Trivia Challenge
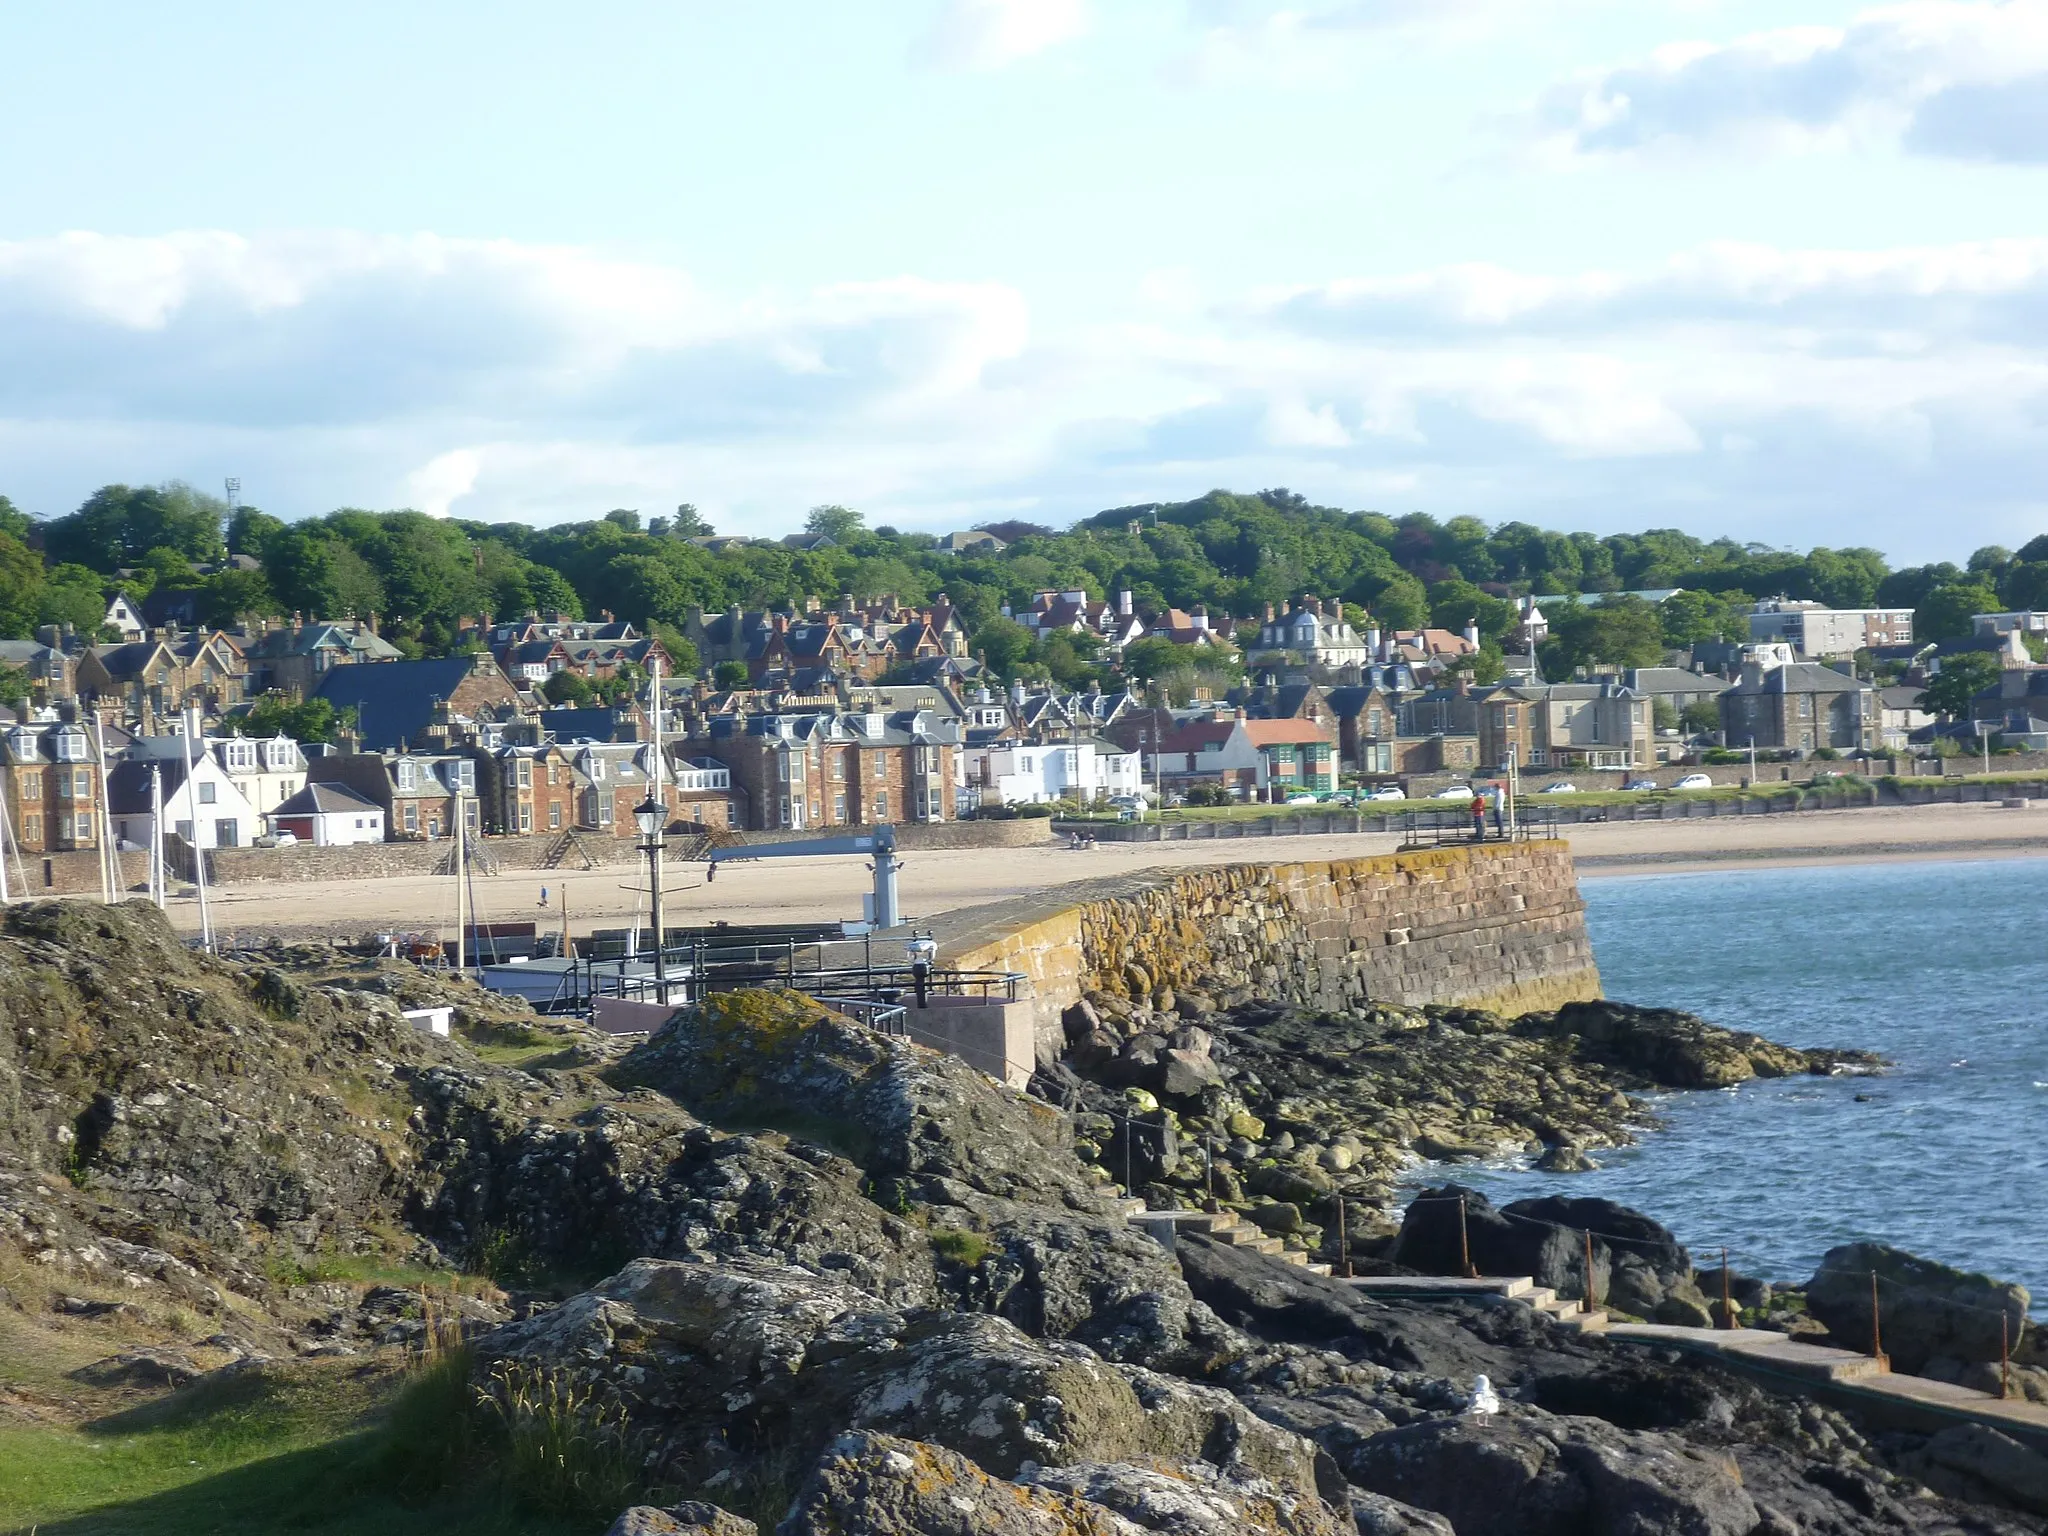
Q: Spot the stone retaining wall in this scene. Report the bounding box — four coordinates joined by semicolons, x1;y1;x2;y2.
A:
933;840;1601;1066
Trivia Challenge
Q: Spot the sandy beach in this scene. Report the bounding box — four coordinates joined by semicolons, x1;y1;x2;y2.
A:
152;799;2048;945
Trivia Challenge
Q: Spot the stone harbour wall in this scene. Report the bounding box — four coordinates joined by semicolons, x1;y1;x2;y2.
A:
932;839;1602;1066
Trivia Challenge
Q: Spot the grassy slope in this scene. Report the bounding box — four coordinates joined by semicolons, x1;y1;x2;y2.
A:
0;1359;587;1536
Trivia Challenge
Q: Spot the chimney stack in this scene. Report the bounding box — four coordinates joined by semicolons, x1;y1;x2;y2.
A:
1464;621;1481;649
1118;590;1133;618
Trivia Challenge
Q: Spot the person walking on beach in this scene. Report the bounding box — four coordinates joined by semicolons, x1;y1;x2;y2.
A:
1470;792;1487;842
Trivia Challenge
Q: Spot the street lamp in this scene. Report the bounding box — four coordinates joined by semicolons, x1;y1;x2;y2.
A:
634;794;667;1003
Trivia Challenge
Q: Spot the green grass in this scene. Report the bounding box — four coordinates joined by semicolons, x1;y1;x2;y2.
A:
929;1227;995;1267
0;1359;593;1536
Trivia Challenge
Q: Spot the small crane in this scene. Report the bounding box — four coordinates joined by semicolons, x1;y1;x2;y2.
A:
705;823;904;929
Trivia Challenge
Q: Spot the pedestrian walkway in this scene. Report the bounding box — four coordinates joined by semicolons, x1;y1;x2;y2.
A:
1342;1269;2048;1447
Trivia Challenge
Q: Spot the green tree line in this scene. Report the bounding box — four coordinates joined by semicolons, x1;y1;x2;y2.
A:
2;484;2043;689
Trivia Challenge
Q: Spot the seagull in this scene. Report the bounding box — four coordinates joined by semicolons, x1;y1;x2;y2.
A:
1465;1374;1501;1416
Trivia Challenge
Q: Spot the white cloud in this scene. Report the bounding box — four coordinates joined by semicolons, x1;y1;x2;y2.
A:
0;229;2044;559
915;0;1089;72
1526;0;2048;162
406;448;483;518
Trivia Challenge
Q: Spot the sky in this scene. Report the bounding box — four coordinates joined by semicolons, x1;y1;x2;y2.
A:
1;0;2045;560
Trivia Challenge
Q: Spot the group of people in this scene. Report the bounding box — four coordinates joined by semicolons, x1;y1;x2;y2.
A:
1469;784;1509;841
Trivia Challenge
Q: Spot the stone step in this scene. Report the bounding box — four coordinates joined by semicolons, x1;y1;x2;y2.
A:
1304;1263;1333;1277
1247;1236;1285;1257
1553;1309;1610;1333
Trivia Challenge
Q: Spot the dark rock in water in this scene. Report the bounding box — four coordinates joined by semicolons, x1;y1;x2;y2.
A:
1804;1242;2030;1375
1388;1186;1688;1299
1343;1413;1758;1536
1523;999;1877;1088
605;1504;756;1536
1536;1144;1599;1173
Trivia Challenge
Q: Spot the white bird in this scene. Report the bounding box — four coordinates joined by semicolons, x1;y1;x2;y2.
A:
1465;1374;1501;1416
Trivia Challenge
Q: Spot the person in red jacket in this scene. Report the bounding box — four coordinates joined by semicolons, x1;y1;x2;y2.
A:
1469;793;1487;842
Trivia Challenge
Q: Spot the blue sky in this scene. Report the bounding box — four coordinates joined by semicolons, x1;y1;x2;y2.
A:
1;0;2044;558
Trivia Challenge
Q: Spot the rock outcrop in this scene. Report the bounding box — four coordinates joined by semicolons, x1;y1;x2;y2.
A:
1805;1242;2031;1375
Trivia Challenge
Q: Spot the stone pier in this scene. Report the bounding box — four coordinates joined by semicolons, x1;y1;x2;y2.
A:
931;839;1601;1066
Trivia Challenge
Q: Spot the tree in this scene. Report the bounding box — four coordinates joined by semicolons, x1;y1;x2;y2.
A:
1916;583;2001;644
227;507;285;558
1652;699;1679;732
1542;594;1665;674
603;509;642;532
669;503;713;537
38;565;108;634
542;670;595;705
804;504;865;543
973;617;1036;679
1918;652;2000;719
0;495;31;543
241;694;351;743
1679;700;1721;735
713;660;751;690
0;531;42;638
197;568;278;626
1658;589;1748;647
0;660;28;702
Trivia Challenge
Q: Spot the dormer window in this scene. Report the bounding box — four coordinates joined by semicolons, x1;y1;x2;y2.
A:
52;731;87;762
396;760;418;792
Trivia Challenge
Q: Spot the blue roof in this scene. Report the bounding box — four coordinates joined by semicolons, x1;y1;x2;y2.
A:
313;658;480;751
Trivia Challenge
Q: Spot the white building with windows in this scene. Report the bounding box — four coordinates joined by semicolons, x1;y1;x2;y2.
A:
106;750;261;851
962;738;1144;807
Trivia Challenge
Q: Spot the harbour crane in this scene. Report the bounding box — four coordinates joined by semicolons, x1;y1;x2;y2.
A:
705;823;904;930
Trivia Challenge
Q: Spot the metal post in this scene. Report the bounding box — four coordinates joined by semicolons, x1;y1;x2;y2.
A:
1583;1229;1597;1313
1458;1196;1477;1279
453;791;466;974
1720;1246;1734;1330
1337;1194;1349;1278
1870;1271;1887;1367
1123;1114;1134;1196
2003;1313;2012;1400
646;829;666;1004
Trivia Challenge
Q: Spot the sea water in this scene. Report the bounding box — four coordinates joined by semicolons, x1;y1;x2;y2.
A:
1416;856;2048;1301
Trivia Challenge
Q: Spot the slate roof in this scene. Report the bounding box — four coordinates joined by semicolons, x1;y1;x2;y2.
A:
271;781;382;817
313;657;501;750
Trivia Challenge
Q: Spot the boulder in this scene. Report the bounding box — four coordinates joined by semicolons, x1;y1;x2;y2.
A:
781;1432;1143;1536
1023;1459;1350;1536
1160;1049;1224;1100
1388;1187;1688;1300
1918;1424;2048;1515
1525;1000;1866;1088
1804;1243;2029;1375
1343;1413;1758;1536
605;1504;757;1536
1345;1491;1455;1536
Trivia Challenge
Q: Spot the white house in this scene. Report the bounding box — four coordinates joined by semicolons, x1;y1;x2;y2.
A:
267;781;386;846
106;750;261;850
129;730;309;820
103;594;148;642
962;739;1144;806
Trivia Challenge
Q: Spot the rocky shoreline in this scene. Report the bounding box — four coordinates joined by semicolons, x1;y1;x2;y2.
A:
3;901;2046;1534
1034;988;1881;1260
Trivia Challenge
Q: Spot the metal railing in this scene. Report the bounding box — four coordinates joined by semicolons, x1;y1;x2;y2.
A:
1395;806;1559;850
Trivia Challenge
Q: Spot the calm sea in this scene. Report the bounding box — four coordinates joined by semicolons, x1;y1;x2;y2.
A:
1417;856;2048;1302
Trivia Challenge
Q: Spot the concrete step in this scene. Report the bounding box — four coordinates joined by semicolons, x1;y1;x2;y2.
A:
1553;1309;1610;1333
1304;1262;1333;1277
1247;1236;1285;1257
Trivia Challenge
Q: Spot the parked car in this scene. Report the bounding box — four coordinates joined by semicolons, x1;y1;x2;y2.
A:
1671;772;1714;790
1432;784;1476;799
1365;786;1408;801
253;831;299;848
1537;782;1578;794
1284;793;1318;805
1622;778;1660;791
